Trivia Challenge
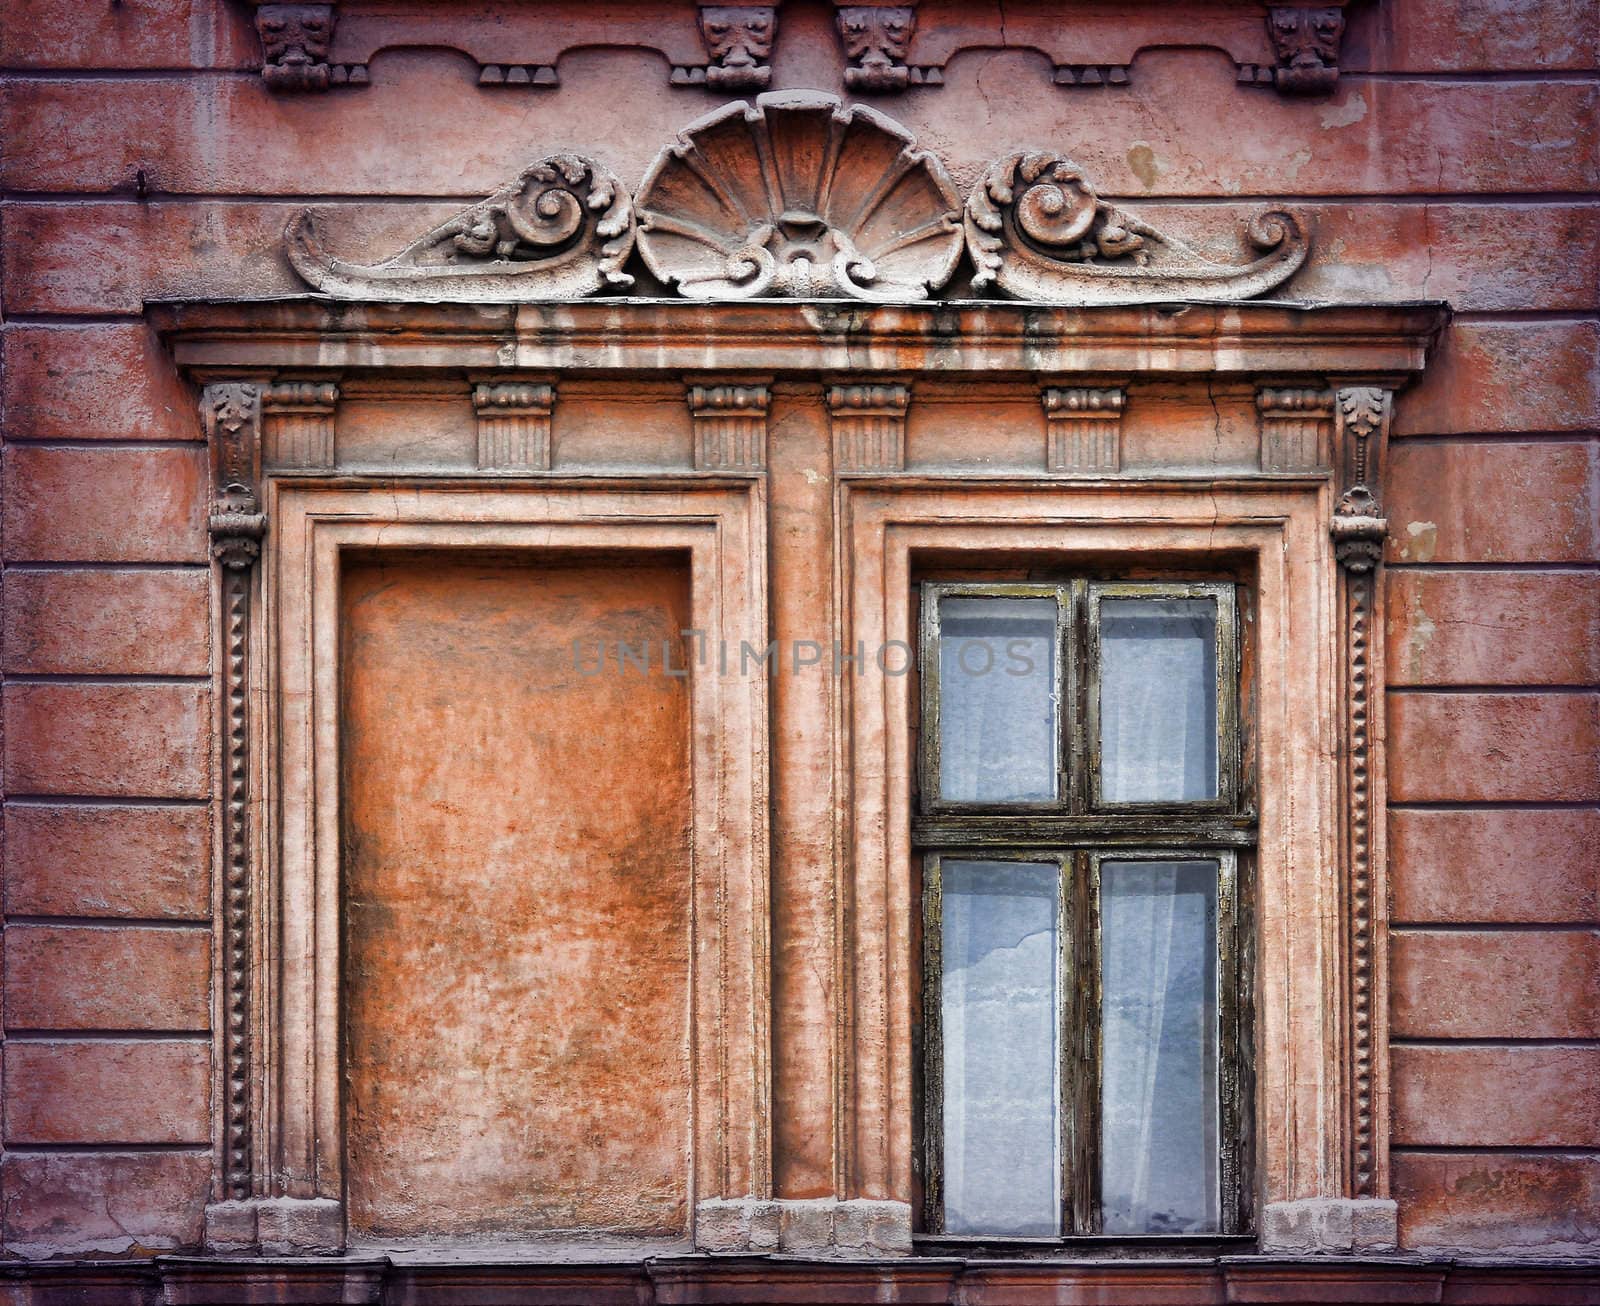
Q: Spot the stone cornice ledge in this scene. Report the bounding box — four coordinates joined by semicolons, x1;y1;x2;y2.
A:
150;298;1449;379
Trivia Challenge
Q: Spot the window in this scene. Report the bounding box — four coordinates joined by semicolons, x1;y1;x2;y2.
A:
916;578;1252;1239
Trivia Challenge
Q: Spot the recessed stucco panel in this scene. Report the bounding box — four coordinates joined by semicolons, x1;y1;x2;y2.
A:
340;554;694;1238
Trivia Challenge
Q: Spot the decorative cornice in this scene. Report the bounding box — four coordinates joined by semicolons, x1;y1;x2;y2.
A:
241;3;1352;98
286;155;634;300
966;152;1309;304
1041;385;1125;473
828;382;911;472
635;93;962;302
472;380;556;471
154;301;1450;379
687;379;772;470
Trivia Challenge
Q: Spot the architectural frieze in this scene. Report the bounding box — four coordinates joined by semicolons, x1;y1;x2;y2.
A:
284;93;1313;306
246;0;1351;95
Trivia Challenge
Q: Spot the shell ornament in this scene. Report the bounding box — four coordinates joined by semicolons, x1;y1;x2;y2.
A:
634;91;964;301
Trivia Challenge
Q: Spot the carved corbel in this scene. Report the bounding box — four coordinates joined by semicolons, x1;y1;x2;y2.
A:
835;5;916;93
262;380;338;470
200;384;267;1204
473;380;556;471
828;381;910;472
255;4;337;93
1265;6;1345;95
676;5;777;91
1257;385;1333;472
688;379;772;470
966;153;1308;304
1042;385;1124;472
1330;383;1394;1206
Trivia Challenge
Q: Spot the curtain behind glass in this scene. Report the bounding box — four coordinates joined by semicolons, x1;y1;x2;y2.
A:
1099;598;1217;802
941;859;1060;1235
1099;859;1219;1233
938;595;1057;803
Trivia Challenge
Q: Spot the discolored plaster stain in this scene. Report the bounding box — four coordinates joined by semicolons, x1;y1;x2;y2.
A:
1403;520;1438;562
1126;142;1159;190
1402;601;1436;681
1320;90;1368;129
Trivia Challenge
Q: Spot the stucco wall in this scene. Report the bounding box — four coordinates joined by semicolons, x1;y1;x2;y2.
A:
0;0;1596;1259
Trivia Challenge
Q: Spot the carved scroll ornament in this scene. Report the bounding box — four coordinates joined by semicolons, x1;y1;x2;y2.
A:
635;92;962;301
966;152;1309;304
286;155;635;300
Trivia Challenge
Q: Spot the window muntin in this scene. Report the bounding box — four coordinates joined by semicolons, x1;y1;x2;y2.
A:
917;579;1250;1240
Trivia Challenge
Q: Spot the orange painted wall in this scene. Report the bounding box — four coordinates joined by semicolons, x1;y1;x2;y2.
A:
1;0;1596;1258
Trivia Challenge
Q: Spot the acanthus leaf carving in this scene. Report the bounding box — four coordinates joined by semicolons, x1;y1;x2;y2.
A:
286;154;635;300
635;92;962;302
1268;5;1346;95
967;151;1309;303
835;6;916;93
256;4;337;93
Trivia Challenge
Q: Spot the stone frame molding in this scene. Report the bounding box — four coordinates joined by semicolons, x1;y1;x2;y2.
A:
163;297;1441;1255
198;473;771;1251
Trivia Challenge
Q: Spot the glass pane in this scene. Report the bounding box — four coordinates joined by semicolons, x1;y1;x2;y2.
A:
937;595;1058;803
1099;859;1219;1234
941;860;1060;1236
1099;597;1218;802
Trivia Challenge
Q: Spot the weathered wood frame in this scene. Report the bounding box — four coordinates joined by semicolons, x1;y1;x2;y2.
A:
258;479;771;1241
914;578;1250;1239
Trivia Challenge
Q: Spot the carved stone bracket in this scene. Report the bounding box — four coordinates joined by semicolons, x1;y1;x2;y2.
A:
835;6;917;93
286;155;635;300
200;384;267;1205
966;152;1309;304
673;6;777;91
1257;385;1332;472
473;380;556;471
688;379;772;470
829;382;910;472
1041;385;1125;472
262;380;339;470
636;92;962;302
1331;383;1394;1205
256;4;337;92
1253;5;1346;95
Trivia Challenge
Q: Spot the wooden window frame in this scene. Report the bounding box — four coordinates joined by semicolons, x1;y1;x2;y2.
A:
914;577;1253;1241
